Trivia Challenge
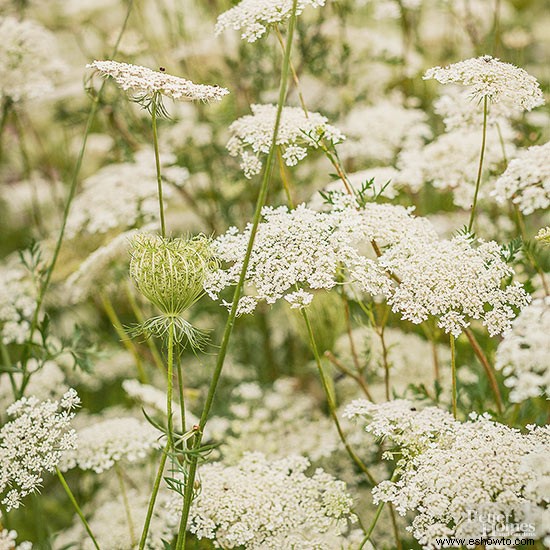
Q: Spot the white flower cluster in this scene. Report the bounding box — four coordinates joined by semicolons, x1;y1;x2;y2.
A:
0;262;37;345
397;126;514;208
60;416;160;474
492;141;550;215
87;60;229;103
380;234;530;336
424;55;544;111
207;196;528;335
227;104;345;178
369;412;548;548
215;0;326;42
0;390;79;511
166;452;355;549
205;200;409;314
495;298;550;402
339;100;431;164
344;399;456;457
65;150;182;237
0;528;31;550
0;16;65;102
216;378;340;463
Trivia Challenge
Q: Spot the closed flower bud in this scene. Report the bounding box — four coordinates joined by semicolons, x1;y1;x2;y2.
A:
129;233;217;346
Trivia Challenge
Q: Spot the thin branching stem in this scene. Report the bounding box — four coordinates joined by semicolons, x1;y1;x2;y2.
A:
450;333;457;418
138;442;170;550
151;93;166;238
56;468;100;550
468;95;488;232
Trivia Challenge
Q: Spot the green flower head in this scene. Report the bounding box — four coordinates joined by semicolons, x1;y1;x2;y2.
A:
129;233;217;317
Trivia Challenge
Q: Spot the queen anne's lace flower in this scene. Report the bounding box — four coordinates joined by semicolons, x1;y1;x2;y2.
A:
492;141;550;215
347;401;549;548
344;399;456;457
87;60;229;102
205;201;418;314
0;390;79;510
380;235;530;336
424;55;544;111
166;452;355;549
495;298;550;402
60;417;160;474
0;16;66;102
227;104;344;178
215;0;326;42
208;196;527;335
129;233;217;344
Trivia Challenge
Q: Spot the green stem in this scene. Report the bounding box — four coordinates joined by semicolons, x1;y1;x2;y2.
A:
360;501;385;549
16;0;134;397
301;309;376;484
450;333;457;419
173;3;299;548
138;442;170;550
56;468;100;550
115;464;136;546
166;320;175;450
176;356;186;435
464;328;503;414
468;95;488;233
151;94;166;238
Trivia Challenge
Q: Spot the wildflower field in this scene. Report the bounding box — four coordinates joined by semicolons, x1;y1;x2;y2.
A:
1;0;549;548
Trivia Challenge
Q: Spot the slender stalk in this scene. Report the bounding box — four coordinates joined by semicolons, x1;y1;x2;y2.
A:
151;94;166;238
138;442;170;550
56;467;100;550
468;95;488;233
176;356;186;436
274;25;308;115
360;501;385;549
388;503;403;550
100;292;147;383
174;5;299;547
115;464;136;546
166;321;175;450
450;333;457;419
302;310;376;485
380;325;391;401
17;0;134;396
464;328;503;414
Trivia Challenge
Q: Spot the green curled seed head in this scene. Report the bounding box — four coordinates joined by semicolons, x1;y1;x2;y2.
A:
129;233;218;316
